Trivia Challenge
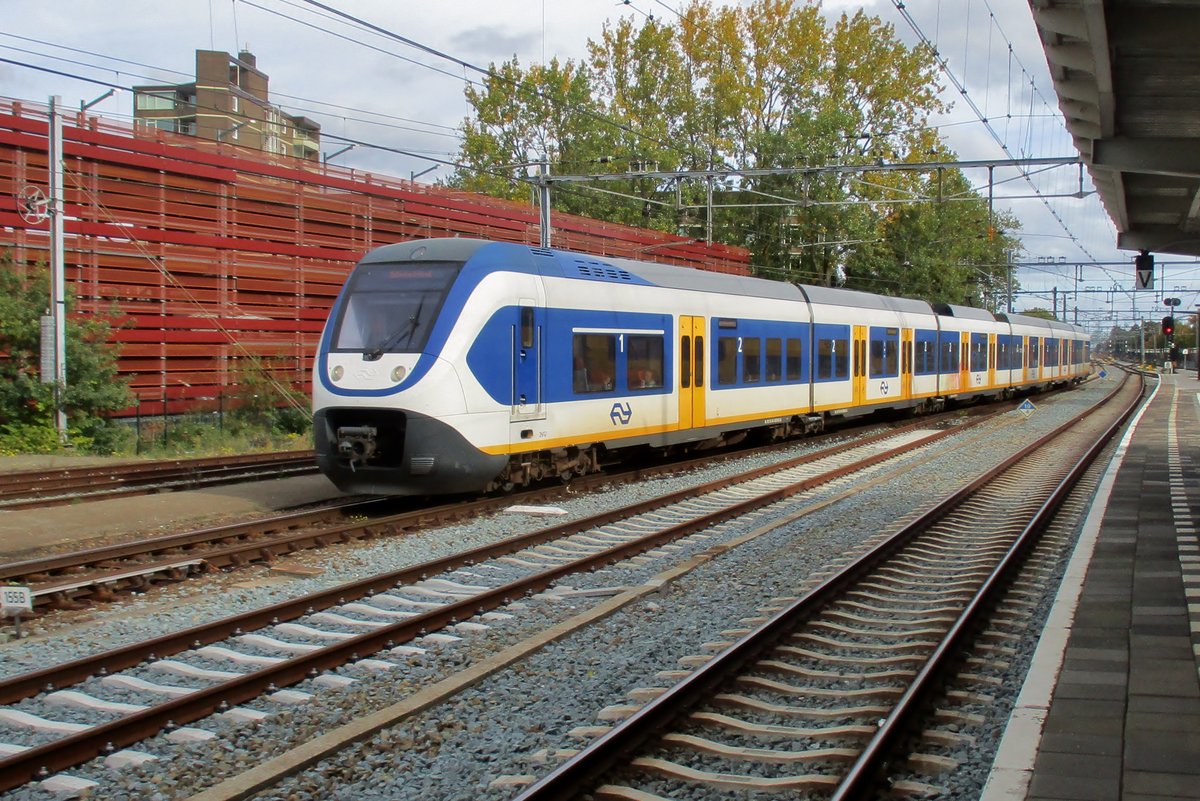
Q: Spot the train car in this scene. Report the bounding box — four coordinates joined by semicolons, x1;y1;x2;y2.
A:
313;238;1089;496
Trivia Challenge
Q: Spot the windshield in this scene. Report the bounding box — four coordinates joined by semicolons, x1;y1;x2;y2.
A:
332;260;462;355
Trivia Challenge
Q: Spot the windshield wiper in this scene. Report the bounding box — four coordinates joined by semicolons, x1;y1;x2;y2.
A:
364;296;426;361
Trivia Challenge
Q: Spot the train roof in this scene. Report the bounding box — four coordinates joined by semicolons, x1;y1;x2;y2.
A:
600;253;806;302
933;303;997;322
797;284;933;315
359;240;1087;337
366;238;941;312
359;237;491;265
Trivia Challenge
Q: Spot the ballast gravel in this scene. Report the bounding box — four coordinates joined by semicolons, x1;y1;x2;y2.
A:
0;379;1115;801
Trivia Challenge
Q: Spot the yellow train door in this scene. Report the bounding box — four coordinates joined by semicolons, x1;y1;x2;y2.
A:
852;325;868;405
679;316;706;430
960;331;971;388
988;334;997;388
901;328;914;399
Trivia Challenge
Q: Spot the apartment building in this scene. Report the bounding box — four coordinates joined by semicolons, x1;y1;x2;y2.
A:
133;49;320;160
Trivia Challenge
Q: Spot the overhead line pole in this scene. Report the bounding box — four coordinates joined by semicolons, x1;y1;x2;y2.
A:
48;96;67;442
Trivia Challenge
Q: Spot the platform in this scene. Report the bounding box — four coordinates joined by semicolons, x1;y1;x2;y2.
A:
984;368;1200;800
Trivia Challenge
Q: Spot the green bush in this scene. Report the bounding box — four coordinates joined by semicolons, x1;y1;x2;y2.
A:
0;256;135;454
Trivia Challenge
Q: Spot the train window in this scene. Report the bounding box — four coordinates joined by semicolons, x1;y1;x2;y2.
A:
971;335;988;371
1013;338;1024;368
742;338;761;383
816;338;848;380
765;338;782;382
695;336;705;387
334;260;462;354
627;335;665;390
1029;337;1040;368
681;335;691;389
997;338;1009;370
786;339;803;381
869;338;898;376
573;334;616;393
940;336;959;373
520;307;535;349
717;337;738;385
913;332;937;375
818;340;833;379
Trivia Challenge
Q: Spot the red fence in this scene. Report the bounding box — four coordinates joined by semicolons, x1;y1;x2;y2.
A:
0;98;749;415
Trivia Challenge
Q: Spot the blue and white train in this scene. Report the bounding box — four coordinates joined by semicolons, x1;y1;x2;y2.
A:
312;238;1090;495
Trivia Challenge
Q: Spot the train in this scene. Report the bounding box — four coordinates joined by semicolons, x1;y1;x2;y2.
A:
312;238;1090;495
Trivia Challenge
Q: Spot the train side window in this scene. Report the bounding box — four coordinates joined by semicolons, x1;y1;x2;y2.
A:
817;339;834;380
572;334;616;393
765;338;782;382
971;335;988;371
870;339;898;376
681;335;691;388
817;338;848;380
786;338;803;381
869;328;898;377
627;335;664;389
717;337;738;385
1029;337;1040;368
940;337;959;372
520;307;535;349
695;336;705;387
915;337;937;375
742;337;761;383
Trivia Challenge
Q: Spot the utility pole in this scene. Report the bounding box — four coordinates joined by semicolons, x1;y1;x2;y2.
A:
705;174;713;245
537;155;551;248
48;96;67;442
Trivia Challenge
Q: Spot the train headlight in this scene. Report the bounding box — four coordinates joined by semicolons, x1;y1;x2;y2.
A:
391;365;407;383
330;365;344;382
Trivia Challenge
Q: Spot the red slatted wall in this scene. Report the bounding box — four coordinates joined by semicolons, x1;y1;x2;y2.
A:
0;98;750;416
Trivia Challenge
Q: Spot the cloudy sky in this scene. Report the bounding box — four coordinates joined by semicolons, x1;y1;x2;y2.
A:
3;0;1194;328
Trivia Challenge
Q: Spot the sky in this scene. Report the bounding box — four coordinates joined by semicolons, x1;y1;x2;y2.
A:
2;0;1196;333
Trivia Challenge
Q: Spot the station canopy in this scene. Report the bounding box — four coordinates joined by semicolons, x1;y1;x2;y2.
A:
1030;0;1200;257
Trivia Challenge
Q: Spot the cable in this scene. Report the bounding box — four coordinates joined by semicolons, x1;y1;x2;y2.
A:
889;1;1102;264
0;42;463;144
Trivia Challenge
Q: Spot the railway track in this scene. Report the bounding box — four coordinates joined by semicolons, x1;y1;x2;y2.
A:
0;451;319;510
0;414;996;793
510;371;1141;800
0;410;994;609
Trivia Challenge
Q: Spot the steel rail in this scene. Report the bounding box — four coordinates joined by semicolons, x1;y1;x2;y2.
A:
511;370;1137;801
0;394;1045;598
0;498;387;584
830;371;1144;799
1;414;971;603
0;451;318;509
0;424;966;791
0;421;939;705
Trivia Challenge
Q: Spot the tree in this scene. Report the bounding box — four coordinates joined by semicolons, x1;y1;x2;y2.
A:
0;255;134;453
452;0;1013;302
